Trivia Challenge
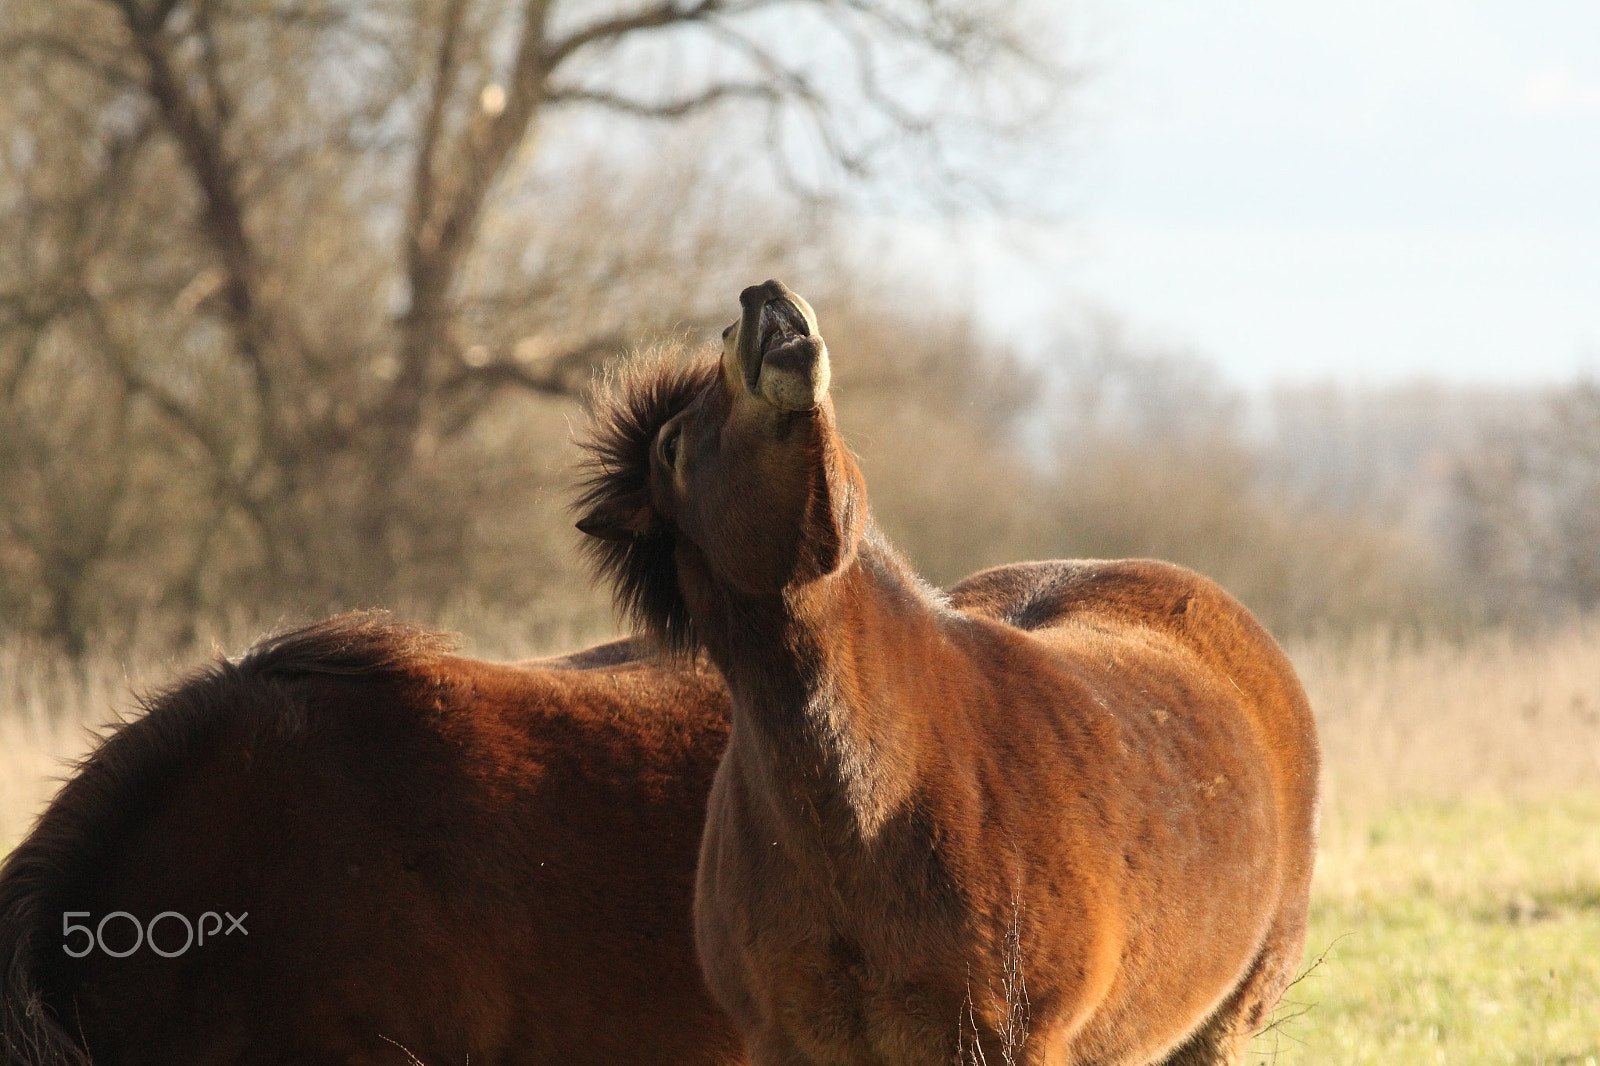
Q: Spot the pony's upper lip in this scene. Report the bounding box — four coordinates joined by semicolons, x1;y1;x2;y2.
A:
757;298;808;355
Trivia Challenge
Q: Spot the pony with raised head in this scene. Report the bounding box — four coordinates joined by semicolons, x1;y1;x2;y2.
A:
1;614;742;1065
575;281;1321;1065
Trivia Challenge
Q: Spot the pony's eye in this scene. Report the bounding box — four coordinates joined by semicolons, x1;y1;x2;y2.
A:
659;425;680;467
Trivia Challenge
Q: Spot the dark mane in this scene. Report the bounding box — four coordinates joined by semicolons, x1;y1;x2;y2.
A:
237;611;457;677
574;348;719;651
0;613;452;1064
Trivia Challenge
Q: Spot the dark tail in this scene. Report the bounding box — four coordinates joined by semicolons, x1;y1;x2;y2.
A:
0;612;455;1064
1;844;92;1065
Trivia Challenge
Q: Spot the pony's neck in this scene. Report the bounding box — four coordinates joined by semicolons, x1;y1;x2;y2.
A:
708;526;942;842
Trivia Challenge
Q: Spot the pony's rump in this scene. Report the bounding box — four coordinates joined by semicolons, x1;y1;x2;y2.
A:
234;611;458;677
1;613;740;1065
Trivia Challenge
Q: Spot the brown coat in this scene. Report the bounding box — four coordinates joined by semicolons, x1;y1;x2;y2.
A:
576;281;1320;1066
0;614;742;1066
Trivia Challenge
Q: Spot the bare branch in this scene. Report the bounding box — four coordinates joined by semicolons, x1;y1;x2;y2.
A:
382;0;555;488
105;0;277;422
85;302;229;471
835;0;1046;71
191;0;235;130
693;19;874;197
836;17;933;137
87;303;278;562
546;80;778;119
447;359;569;397
421;0;549;267
405;0;469;269
440;334;626;401
541;0;727;71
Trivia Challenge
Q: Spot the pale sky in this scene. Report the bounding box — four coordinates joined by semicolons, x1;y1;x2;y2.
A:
957;1;1600;388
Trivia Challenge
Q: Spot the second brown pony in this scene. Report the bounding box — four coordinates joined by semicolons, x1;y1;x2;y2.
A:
576;281;1321;1065
0;615;741;1066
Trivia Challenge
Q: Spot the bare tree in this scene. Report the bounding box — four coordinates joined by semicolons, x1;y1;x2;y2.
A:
1451;381;1600;625
0;0;1066;646
1035;320;1454;636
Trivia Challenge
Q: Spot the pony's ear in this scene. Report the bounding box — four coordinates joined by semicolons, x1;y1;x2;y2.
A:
576;498;658;542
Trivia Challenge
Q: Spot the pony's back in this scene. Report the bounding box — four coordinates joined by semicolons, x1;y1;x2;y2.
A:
1;614;740;1066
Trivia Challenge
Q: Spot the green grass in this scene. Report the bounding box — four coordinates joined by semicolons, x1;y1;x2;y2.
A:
1254;795;1600;1065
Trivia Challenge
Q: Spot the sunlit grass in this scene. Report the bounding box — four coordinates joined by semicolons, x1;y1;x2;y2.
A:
1259;796;1600;1066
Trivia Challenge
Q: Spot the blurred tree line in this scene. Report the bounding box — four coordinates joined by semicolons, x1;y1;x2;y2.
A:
1450;381;1600;625
0;0;1058;652
1;0;1593;657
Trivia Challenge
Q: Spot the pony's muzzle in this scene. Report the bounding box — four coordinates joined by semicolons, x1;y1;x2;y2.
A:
733;279;830;412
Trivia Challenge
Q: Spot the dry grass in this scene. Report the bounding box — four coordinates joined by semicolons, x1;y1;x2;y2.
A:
0;637;142;853
1289;623;1600;901
7;619;1594;849
1294;622;1600;809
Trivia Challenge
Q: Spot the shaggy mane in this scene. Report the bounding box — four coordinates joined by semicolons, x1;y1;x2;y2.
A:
237;611;457;677
575;348;720;652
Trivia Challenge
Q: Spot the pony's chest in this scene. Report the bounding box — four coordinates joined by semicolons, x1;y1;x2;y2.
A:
770;938;969;1066
730;860;974;1062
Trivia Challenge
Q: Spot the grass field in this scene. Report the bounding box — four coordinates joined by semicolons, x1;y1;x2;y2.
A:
1257;626;1600;1065
3;620;1598;1062
1256;795;1600;1065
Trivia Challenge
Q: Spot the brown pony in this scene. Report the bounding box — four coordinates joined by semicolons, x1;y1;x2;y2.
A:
0;614;743;1066
575;281;1321;1065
